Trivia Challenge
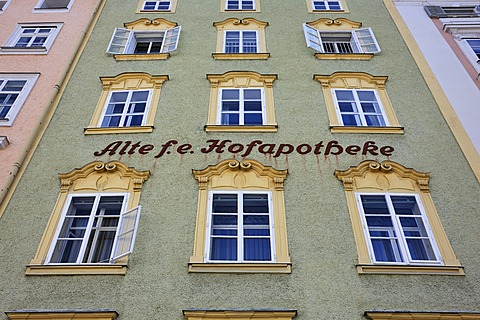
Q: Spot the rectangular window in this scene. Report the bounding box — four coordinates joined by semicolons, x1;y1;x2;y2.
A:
1;23;62;53
224;30;258;53
142;0;171;11
0;74;38;126
466;39;480;59
312;0;342;10
332;89;387;127
106;27;181;55
303;24;381;55
206;191;274;262
0;0;12;12
99;90;152;128
34;0;73;10
46;194;141;264
226;0;255;10
219;88;264;126
425;5;480;18
357;193;441;264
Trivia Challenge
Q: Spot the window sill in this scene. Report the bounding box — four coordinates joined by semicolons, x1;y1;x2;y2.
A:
84;126;154;135
188;262;291;273
0;136;10;149
357;264;465;275
330;126;404;134
138;10;173;13
311;9;348;13
314;52;374;60
113;53;170;61
205;125;277;132
212;53;270;60
33;7;70;13
25;264;128;275
0;46;48;54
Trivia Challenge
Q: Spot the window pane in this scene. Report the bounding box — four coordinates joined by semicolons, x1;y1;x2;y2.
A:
211;238;237;260
338;102;357;112
221;113;239;125
50;240;83;263
341;114;361;126
391;196;419;215
371;238;403;262
244;215;269;225
212;215;238;226
365;115;386;127
406;239;437;261
243;194;268;213
221;101;239;112
244;101;262;111
335;90;354;100
243;89;261;100
244;113;262;125
212;194;238;213
4;80;26;91
244;238;271;261
361;195;389;214
222;89;239;100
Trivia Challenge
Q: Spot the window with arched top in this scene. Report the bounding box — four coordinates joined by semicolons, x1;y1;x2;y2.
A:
335;160;463;275
26;161;149;275
189;159;291;273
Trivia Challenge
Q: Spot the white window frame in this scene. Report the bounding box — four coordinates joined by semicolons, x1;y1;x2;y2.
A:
98;89;153;128
0;0;13;13
205;190;275;263
331;88;389;127
225;0;256;11
303;23;381;54
223;30;259;53
106;26;181;55
141;0;172;11
0;74;39;126
0;23;63;54
217;88;266;126
45;193;141;265
312;0;342;11
356;192;442;266
33;0;74;12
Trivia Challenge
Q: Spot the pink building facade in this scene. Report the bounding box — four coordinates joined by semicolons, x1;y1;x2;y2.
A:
0;0;103;211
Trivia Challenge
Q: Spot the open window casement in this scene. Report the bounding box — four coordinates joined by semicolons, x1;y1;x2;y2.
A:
303;23;380;54
110;205;142;262
106;26;181;55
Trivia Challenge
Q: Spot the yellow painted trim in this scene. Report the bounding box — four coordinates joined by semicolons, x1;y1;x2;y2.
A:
315;72;401;131
205;124;277;132
27;161;149;275
135;0;178;13
184;310;297;320
84;126;154;135
314;53;373;60
86;73;168;135
124;18;177;30
305;0;349;13
384;0;480;182
335;160;463;273
188;263;291;273
6;311;118;320
330;126;404;134
220;0;260;12
365;312;480;320
25;264;128;276
206;71;277;129
212;53;270;60
306;18;361;31
357;265;465;275
114;53;170;60
213;18;268;56
190;159;290;272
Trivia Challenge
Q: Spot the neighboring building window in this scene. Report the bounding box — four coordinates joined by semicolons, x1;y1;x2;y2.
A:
425;5;480;18
366;311;480;320
106;18;181;60
466;39;480;59
442;23;480;77
303;18;380;59
314;72;403;134
183;310;297;320
0;74;39;126
221;0;259;12
137;0;177;13
189;159;291;273
206;191;273;262
34;0;74;11
306;0;348;12
26;161;150;275
335;160;464;275
213;18;269;60
85;72;168;135
6;310;118;320
206;71;277;132
0;23;63;54
0;0;12;12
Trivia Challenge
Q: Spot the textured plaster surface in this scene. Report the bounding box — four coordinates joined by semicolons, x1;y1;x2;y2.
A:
0;0;480;320
0;0;103;202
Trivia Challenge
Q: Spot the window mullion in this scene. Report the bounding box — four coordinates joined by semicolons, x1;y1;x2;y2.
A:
238;191;244;262
121;91;133;127
77;195;101;264
353;90;367;126
385;193;410;264
239;88;245;125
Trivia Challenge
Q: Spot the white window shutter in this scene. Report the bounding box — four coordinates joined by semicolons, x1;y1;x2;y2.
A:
352;28;381;54
303;23;324;53
106;28;133;55
160;26;181;53
110;205;142;262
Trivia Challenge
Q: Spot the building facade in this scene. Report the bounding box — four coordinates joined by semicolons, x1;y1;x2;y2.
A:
0;0;480;319
0;0;104;213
